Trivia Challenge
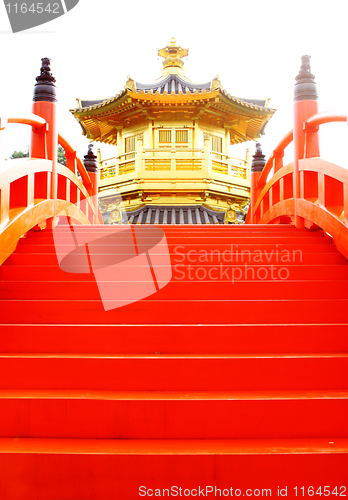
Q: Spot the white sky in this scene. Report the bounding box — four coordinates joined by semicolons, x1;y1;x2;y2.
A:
1;0;348;168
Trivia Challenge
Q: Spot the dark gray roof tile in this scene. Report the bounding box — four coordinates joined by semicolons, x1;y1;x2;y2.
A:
136;74;211;95
163;209;168;224
76;76;273;112
103;205;227;225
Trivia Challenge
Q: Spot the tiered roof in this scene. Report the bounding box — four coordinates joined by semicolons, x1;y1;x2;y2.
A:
71;38;276;145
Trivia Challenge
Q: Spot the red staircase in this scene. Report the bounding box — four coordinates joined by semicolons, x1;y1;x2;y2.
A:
0;224;347;499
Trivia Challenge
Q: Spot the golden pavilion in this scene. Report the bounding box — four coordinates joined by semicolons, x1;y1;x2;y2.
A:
71;38;276;224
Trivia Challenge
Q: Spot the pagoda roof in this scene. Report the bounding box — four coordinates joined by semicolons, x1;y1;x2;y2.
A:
76;74;272;112
71;39;276;145
71;87;275;145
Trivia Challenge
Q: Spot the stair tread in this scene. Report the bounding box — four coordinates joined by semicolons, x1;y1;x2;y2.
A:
3;298;348;302
2;280;348;301
2;321;348;325
0;389;347;400
1;353;347;359
0;437;347;455
1;323;347;356
2;279;347;283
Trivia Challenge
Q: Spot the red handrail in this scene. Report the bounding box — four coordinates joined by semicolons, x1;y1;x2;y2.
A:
1;115;94;193
248;113;348;258
305;111;348;129
1;117;92;193
247;56;348;257
0;58;103;265
0;116;101;266
258;130;293;186
58;133;92;190
7;114;47;130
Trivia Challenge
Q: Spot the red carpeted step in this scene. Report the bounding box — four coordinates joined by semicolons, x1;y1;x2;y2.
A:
1;280;348;300
0;389;347;439
17;235;332;248
0;323;347;354
1;224;347;499
2;261;347;284
2;298;348;324
0;438;347;500
0;353;347;390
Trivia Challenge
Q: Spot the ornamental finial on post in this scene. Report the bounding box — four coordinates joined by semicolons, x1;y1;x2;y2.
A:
86;143;96;158
251;143;266;172
33;57;57;103
36;57;56;85
294;55;318;102
83;143;98;174
250;143;266;224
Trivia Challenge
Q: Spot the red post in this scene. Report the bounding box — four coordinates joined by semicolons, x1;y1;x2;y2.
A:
250;143;266;224
83;144;99;224
293;55;319;227
31;57;58;228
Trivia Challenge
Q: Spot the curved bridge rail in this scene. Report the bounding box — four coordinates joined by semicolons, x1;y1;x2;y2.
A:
0;115;101;266
246;56;348;259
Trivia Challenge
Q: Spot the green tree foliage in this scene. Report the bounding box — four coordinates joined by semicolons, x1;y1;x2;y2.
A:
10;149;29;159
57;145;67;165
10;145;67;165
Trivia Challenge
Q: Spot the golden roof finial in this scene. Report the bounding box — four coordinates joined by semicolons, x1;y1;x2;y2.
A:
124;75;136;92
210;75;222;91
158;38;189;72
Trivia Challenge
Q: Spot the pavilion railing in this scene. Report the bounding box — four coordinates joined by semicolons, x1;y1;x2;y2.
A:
99;146;249;180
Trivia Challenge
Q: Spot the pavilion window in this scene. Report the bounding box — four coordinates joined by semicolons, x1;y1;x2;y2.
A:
211;135;222;154
125;135;137;154
211;135;223;160
175;130;188;143
159;130;172;143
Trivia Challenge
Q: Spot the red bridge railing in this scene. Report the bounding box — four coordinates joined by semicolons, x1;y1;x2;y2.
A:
0;58;102;266
247;55;348;259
